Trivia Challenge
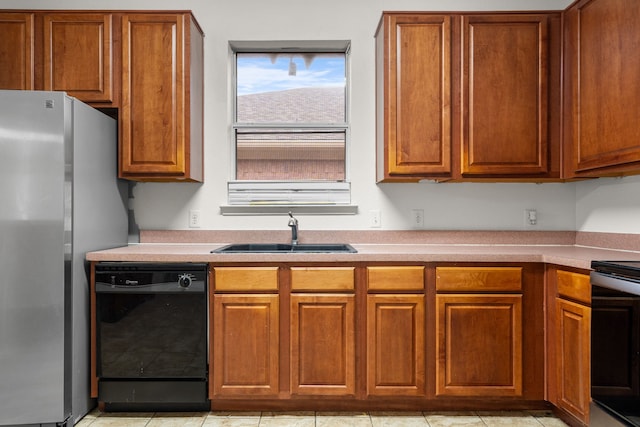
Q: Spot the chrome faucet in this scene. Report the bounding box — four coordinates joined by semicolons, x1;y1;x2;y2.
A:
288;211;299;246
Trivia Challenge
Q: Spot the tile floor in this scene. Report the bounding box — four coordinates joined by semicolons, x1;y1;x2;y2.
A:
76;410;569;427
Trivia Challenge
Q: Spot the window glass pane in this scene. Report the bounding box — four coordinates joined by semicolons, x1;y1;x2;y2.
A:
236;53;346;124
236;128;346;181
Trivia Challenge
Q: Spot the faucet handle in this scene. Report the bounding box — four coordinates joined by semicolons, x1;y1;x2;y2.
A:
288;211;298;225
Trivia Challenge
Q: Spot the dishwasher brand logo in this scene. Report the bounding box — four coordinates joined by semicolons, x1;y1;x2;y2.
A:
125;280;139;285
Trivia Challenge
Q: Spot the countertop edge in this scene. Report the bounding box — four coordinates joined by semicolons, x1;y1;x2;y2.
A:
86;243;640;270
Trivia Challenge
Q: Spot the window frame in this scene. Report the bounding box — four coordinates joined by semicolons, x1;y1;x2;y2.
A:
222;40;355;215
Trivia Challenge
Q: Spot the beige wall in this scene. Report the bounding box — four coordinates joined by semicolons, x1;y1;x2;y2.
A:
6;0;640;233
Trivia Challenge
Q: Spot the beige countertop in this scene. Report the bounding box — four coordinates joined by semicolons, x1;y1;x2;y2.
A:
86;242;640;270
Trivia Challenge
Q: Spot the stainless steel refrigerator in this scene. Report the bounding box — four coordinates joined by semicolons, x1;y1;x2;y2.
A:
0;90;128;426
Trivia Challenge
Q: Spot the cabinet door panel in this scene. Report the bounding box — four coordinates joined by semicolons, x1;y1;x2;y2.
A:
377;14;452;179
43;13;113;103
462;15;549;176
290;294;355;396
121;14;186;176
0;13;34;90
556;298;590;424
436;294;523;396
367;294;425;396
212;294;279;397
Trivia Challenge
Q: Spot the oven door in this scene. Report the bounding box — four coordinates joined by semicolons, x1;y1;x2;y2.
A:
590;272;640;427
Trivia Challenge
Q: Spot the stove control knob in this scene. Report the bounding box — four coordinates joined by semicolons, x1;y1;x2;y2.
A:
178;273;192;288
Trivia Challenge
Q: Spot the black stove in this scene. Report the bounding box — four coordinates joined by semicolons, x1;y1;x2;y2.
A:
592;260;640;283
590;260;640;427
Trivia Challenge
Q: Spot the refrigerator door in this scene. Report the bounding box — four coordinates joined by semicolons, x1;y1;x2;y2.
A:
70;97;126;423
0;91;71;425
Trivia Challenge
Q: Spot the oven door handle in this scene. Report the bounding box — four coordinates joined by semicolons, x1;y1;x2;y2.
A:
590;271;640;296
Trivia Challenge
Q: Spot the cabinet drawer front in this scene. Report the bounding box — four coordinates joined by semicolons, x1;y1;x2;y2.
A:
214;267;278;291
367;266;424;291
557;270;590;305
436;267;522;292
291;267;355;291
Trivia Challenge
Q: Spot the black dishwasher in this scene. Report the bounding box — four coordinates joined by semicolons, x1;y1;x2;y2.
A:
95;262;209;411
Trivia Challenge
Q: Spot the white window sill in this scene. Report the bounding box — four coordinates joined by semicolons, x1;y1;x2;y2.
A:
220;204;358;216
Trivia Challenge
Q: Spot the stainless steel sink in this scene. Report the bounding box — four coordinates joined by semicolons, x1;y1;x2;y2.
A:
211;243;357;253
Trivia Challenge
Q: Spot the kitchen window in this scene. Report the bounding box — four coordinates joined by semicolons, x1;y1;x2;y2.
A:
222;41;355;215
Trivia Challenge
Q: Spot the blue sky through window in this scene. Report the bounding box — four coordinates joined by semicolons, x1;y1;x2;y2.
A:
237;53;346;96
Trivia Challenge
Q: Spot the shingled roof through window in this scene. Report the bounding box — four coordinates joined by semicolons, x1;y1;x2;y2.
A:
237;86;344;123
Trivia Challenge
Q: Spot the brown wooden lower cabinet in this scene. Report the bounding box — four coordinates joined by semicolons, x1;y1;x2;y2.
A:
545;268;592;426
555;297;590;423
211;294;279;398
290;293;356;396
202;263;553;411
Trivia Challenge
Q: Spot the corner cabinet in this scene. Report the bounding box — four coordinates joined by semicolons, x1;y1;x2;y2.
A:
120;13;204;182
546;267;591;425
563;0;640;178
375;12;561;182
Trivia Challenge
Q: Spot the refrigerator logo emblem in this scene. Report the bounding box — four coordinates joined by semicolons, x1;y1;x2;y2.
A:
45;100;54;108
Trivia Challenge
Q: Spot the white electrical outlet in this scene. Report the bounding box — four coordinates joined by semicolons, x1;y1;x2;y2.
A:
189;209;201;228
411;209;424;229
369;210;381;228
524;209;537;227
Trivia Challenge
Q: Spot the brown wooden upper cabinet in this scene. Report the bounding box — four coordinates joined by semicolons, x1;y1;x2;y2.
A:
461;15;560;179
0;12;114;104
376;12;561;182
0;12;34;90
375;14;452;181
563;0;640;178
120;13;204;182
0;10;204;183
43;13;114;104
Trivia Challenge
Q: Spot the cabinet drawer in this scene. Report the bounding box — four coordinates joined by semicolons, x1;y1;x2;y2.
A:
436;267;522;292
557;270;590;305
367;266;424;291
290;267;355;291
214;267;279;291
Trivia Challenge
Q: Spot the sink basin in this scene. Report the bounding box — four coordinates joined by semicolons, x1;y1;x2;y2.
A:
211;243;357;253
